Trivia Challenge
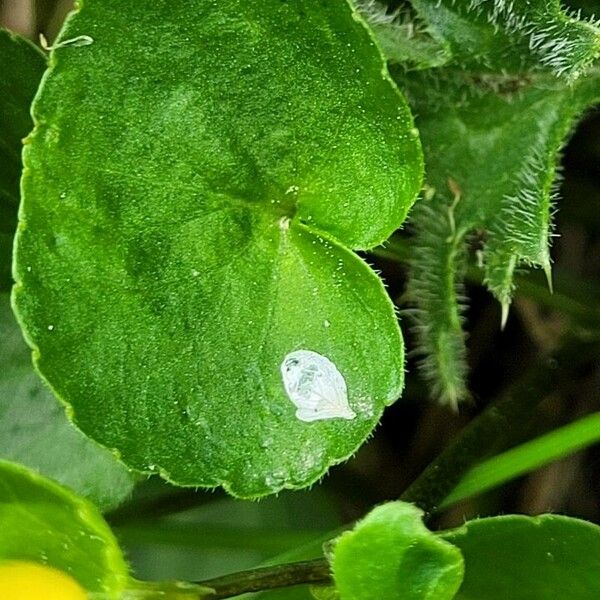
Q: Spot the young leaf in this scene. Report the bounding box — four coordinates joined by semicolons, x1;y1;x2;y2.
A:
12;0;423;497
408;0;600;77
0;459;129;599
0;29;45;291
356;0;600;404
330;502;464;600
442;514;600;599
0;293;136;511
395;61;600;405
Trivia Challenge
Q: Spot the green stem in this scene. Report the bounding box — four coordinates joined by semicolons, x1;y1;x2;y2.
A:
400;378;544;514
129;559;331;600
196;558;331;599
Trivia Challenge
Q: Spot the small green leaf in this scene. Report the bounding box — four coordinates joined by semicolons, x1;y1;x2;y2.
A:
0;293;136;511
442;514;600;599
0;29;45;291
331;502;464;600
0;459;129;598
13;0;422;496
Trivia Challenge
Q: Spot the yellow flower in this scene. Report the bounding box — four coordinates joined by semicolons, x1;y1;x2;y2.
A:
0;561;87;600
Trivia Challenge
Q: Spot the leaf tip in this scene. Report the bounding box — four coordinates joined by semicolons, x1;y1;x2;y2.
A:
543;260;554;295
500;300;510;331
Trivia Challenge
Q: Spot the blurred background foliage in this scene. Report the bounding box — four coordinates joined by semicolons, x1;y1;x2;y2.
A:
1;0;599;590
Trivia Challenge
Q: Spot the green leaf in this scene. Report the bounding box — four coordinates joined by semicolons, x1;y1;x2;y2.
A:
0;29;136;512
0;292;136;511
0;459;129;598
330;502;464;600
442;411;600;507
442;514;600;599
13;1;422;496
0;29;45;292
396;64;600;404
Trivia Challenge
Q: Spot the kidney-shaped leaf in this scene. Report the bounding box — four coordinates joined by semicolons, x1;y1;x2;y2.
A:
331;502;464;600
442;514;600;600
0;460;129;599
13;0;422;497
